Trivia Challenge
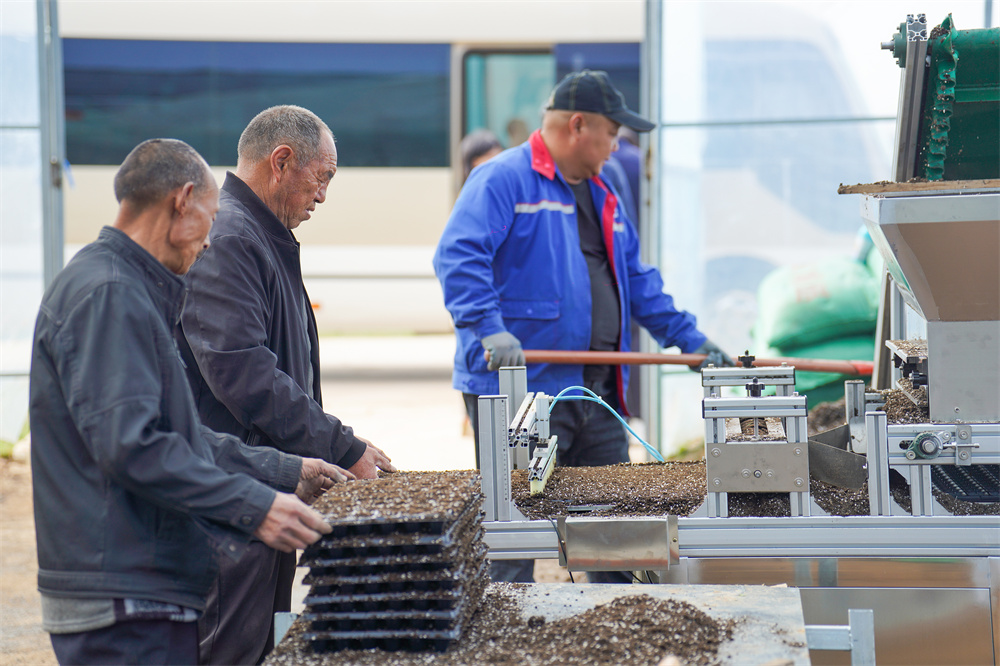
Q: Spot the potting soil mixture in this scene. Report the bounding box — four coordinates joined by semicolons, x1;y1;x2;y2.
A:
267;584;734;666
510;391;996;517
296;471;489;653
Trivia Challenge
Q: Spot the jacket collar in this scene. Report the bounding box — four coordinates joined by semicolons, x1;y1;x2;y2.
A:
97;225;185;321
221;172;298;245
528;130;557;180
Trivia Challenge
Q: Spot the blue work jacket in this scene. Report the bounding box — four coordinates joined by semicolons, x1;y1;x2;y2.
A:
433;131;706;412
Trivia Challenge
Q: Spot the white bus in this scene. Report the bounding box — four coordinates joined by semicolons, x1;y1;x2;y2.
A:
58;0;644;334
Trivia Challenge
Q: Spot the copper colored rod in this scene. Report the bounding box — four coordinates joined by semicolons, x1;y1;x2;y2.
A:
521;350;874;376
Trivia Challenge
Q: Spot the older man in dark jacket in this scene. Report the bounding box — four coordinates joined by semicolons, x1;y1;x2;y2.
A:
29;138;351;666
178;105;395;665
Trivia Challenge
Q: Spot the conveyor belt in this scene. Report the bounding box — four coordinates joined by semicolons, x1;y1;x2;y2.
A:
931;464;1000;503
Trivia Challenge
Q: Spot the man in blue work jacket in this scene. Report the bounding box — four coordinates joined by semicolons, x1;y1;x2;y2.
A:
433;70;733;583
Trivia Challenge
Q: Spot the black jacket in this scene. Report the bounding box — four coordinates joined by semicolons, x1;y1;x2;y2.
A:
178;173;366;469
29;227;301;609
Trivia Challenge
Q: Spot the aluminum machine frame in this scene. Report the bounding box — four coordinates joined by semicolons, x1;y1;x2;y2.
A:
480;15;1000;662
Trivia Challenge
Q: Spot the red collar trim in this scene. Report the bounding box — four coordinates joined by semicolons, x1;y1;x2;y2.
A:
529;130;557;180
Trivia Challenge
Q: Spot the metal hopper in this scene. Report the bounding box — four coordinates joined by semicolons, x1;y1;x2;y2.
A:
862;190;1000;422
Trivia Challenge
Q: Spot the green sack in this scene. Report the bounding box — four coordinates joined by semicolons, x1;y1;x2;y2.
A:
753;258;880;350
764;334;875;397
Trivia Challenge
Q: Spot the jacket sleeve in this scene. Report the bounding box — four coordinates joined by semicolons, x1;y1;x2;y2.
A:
432;164;516;341
53;283;278;535
201;424;301;494
181;233;366;469
620;213;707;353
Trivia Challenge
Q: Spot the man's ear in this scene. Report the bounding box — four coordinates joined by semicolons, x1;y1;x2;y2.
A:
270;145;294;180
569;113;585;136
173;182;196;216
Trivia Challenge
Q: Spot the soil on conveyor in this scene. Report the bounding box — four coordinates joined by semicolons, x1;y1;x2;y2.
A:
510;391;997;518
267;584;733;666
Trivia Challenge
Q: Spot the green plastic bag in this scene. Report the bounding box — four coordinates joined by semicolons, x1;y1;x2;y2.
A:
763;334;875;402
753;258;880;350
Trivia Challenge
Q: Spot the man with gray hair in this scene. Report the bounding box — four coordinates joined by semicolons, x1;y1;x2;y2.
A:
31;138;351;665
178;105;395;664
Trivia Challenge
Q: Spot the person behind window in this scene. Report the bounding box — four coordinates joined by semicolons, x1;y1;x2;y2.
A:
460;129;503;183
506;117;530;147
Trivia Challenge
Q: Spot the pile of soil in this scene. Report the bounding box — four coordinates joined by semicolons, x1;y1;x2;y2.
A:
881;383;929;423
808;398;847;435
267;584;733;666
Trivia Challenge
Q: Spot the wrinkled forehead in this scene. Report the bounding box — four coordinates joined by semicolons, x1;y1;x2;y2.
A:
311;131;338;178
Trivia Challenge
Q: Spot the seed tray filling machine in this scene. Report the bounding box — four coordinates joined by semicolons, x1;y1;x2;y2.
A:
480;15;999;664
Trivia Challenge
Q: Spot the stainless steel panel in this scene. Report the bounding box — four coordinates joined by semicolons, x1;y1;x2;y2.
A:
928;320;1000;423
672;557;992;588
706;440;809;493
559;516;678;571
664;557;996;665
990;557;1000;664
862;193;1000;322
800;587;993;666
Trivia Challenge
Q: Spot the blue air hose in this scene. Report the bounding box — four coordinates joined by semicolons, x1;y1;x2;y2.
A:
549;386;664;462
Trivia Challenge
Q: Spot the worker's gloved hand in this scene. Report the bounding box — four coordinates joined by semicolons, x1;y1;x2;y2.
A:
692;339;736;371
481;331;525;371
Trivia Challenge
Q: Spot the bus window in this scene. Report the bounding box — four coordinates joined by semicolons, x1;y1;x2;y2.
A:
554;42;641;112
462;51;554;148
63;39;451;168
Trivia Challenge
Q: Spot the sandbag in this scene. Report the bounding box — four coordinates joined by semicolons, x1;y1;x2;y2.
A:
753;257;879;350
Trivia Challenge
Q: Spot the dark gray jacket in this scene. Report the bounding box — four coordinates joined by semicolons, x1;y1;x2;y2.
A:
29;227;301;610
178;173;366;469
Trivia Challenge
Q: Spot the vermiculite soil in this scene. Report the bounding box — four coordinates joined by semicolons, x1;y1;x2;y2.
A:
267;584;733;666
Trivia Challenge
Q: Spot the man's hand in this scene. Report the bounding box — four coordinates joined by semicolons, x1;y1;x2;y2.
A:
481;331;525;371
253;492;331;553
347;438;396;480
692;339;737;371
295;458;355;505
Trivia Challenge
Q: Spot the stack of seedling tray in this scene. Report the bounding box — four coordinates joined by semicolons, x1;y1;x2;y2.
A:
298;471;487;652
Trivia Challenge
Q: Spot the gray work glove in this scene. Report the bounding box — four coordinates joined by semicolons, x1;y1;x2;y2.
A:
692;339;736;371
482;331;525;371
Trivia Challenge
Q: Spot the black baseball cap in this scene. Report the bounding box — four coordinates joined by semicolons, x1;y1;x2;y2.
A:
545;70;655;133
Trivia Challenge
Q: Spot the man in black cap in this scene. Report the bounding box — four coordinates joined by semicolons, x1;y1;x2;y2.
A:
434;70;733;583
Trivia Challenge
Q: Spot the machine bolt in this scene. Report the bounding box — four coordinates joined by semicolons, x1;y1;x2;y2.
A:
955;407;960;413
905;449;917;460
793;447;802;456
958;428;971;439
794;477;804;487
711;448;721;458
712;478;721;486
753;469;762;478
959;450;970;460
765;470;774;478
741;469;750;478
